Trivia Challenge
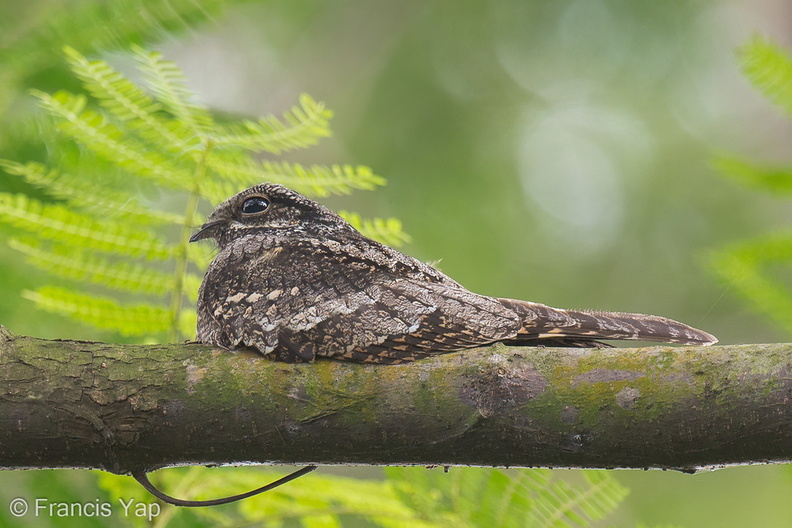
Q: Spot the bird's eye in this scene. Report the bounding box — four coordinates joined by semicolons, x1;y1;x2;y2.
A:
241;197;269;215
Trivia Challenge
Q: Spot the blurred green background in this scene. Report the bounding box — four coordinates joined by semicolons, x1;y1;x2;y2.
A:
2;0;792;526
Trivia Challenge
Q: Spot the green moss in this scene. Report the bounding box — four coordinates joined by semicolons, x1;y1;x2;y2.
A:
515;346;704;429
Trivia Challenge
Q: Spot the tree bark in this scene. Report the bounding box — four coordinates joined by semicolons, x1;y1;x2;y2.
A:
1;325;790;476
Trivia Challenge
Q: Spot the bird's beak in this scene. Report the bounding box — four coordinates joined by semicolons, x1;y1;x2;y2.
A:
189;221;224;243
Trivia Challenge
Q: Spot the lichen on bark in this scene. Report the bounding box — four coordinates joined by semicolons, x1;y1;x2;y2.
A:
1;326;791;475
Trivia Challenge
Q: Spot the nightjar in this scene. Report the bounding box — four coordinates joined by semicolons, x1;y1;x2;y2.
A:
190;183;717;364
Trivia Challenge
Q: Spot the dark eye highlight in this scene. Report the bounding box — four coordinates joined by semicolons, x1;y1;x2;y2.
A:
241;197;269;215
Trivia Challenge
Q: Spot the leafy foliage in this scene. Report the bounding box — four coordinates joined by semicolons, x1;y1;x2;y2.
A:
709;37;792;335
342;210;412;247
738;37;792;119
386;467;628;528
96;466;629;528
0;0;235;87
0;47;405;341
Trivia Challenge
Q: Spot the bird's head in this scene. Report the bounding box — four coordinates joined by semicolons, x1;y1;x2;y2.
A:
190;183;351;249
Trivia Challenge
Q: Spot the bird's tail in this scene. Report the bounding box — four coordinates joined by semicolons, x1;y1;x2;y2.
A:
499;298;717;346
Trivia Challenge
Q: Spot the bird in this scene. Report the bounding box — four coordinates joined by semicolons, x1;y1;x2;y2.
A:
190;183;717;364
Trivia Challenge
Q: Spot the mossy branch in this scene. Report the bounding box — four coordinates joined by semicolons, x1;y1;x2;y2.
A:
1;326;790;476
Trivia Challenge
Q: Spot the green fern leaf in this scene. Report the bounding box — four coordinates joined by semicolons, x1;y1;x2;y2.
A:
179;308;198;339
0;160;183;225
9;238;176;295
132;45;215;138
488;470;549;527
202;151;269;195
212;94;332;154
711;37;792;339
187;242;217;268
467;470;523;527
183;274;203;302
99;466;439;528
4;43;406;343
527;471;628;528
713;156;792;195
579;471;628;517
213;468;435;528
386;467;627;528
261;162;385;197
206;154;384;198
0;0;229;84
33;90;195;190
738;37;792;117
340;211;411;246
63;46;198;154
707;236;792;335
24;286;171;336
198;177;240;205
0;193;172;260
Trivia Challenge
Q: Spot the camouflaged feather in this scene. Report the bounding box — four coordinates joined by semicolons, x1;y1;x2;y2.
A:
193;183;717;364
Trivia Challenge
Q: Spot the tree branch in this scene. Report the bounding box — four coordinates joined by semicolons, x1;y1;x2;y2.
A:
1;325;790;475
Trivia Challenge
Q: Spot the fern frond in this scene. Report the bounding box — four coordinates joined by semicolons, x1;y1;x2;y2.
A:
340;211;411;246
488;471;551;527
199;178;240;205
0;160;184;225
187;240;218;267
386;467;625;528
466;470;527;527
527;471;628;528
97;467;435;528
708;236;792;335
33;90;195;190
9;238;175;295
206;152;383;195
23;286;171;336
5;43;397;344
204;151;267;188
0;0;229;82
578;472;628;519
132;45;215;138
179;308;198;339
713;156;792;195
212;94;332;154
207;154;384;198
0;193;172;260
183;274;203;303
263;162;385;197
63;46;198;154
738;37;792;117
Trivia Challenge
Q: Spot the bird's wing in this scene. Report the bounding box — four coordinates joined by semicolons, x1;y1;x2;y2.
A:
280;278;522;363
199;239;521;363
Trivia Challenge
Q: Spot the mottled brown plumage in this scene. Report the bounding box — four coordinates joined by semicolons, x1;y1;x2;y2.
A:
191;183;717;364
